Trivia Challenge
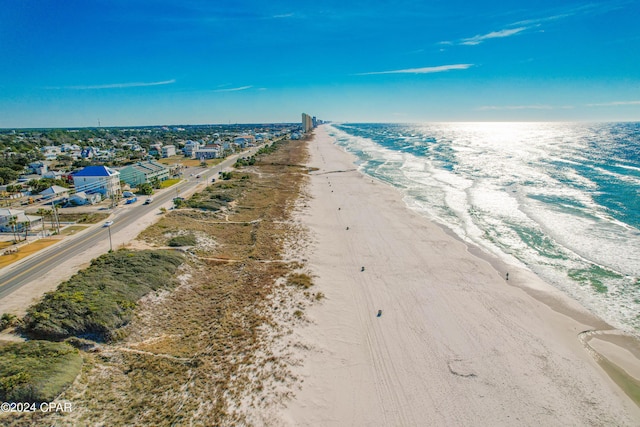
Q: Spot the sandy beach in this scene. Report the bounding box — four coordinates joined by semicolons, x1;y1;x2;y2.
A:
280;126;640;426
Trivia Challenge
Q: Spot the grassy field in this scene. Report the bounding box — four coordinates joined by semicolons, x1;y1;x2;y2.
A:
0;340;82;403
0;239;59;269
57;212;110;224
3;137;315;426
158;178;181;189
60;225;88;236
22;250;184;342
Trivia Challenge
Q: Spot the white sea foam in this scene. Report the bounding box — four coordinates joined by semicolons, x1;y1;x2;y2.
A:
327;122;640;334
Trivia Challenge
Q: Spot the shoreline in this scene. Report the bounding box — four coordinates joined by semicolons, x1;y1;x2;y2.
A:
280;125;640;425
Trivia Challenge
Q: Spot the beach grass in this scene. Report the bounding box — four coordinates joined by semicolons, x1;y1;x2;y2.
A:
5;136;314;426
21;249;184;342
0;340;82;403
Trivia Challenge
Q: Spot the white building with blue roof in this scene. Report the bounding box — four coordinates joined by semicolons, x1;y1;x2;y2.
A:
72;165;121;198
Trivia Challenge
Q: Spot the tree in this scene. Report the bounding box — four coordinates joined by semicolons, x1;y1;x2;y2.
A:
36;208;49;235
7;216;18;242
20;221;30;241
136;183;153;195
6;184;22;193
0;167;19;185
27;178;70;194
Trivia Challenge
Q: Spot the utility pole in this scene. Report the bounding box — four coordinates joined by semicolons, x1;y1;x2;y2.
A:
52;202;61;234
107;224;113;252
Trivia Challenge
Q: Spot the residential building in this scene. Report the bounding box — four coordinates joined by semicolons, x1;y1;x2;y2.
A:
118;160;170;187
0;208;40;233
68;191;102;206
183;140;200;158
234;135;256;148
72;165;121;198
161;145;176;158
194;146;221;160
28;161;48;175
39;185;70;199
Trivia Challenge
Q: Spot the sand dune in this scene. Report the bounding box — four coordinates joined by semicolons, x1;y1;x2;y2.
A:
280;126;640;426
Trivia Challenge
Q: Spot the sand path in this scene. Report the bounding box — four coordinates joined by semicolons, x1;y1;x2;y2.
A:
280;126;640;426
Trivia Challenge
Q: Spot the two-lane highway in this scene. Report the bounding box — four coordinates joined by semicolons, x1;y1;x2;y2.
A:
0;145;265;301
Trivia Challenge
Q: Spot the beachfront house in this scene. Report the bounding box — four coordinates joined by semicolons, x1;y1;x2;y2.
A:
118;160;170;187
72;165;121;198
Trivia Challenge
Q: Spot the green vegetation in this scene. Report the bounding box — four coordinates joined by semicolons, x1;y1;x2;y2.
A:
57;212;109;224
234;156;256;167
287;273;313;289
0;167;20;185
159;178;180;188
174;176;246;212
2;136;318;425
27;178;71;193
0;340;82;403
256;141;282;156
0;313;17;331
136;182;154;195
167;233;197;247
22;250;184;342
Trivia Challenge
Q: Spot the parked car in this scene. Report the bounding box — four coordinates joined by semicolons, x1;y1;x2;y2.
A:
125;196;138;204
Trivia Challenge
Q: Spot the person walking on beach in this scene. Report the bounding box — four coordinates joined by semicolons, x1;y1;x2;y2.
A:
506;272;509;281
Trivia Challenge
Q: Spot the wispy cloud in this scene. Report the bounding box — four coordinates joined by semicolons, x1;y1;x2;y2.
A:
444;3;614;47
212;85;252;92
460;27;528;46
58;79;176;90
271;12;295;19
586;100;640;107
356;64;473;76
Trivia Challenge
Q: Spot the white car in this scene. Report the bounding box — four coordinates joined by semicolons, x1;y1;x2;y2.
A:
103;220;114;227
144;198;153;204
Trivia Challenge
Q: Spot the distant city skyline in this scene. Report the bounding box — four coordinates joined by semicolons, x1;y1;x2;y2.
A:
1;1;639;128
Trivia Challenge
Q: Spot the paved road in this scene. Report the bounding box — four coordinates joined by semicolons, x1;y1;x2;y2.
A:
0;145;264;301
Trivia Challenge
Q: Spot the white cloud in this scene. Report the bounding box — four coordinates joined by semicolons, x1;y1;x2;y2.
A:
63;79;176;90
212;85;253;92
356;64;473;76
460;27;528;46
272;13;295;18
586;100;640;107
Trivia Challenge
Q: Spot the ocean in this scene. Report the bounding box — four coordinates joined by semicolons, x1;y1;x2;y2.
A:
327;122;640;335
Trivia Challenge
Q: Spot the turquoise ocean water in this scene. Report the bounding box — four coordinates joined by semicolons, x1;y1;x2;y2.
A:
327;122;640;334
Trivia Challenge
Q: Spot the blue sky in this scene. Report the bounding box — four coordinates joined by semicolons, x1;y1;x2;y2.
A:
1;0;639;127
